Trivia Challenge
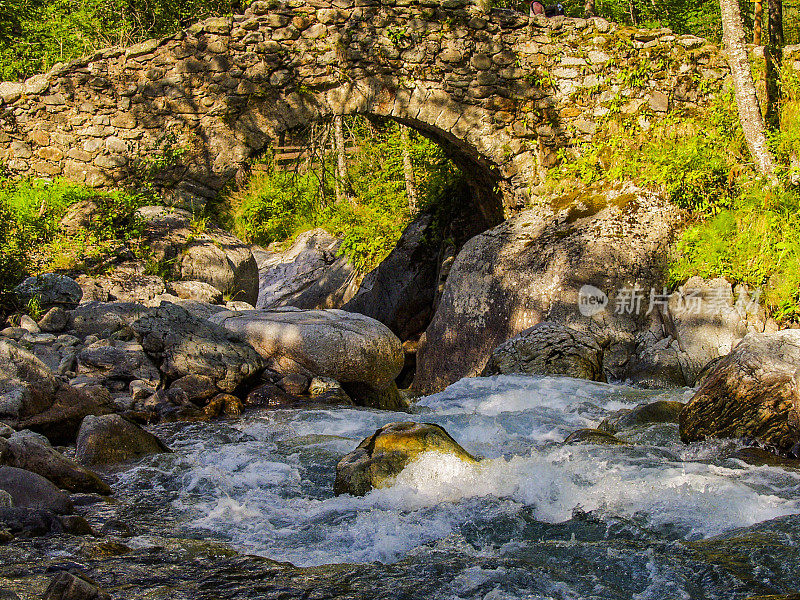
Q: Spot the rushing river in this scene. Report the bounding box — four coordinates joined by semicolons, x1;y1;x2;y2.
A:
67;374;800;600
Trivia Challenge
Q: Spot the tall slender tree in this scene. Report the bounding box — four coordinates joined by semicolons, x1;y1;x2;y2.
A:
584;0;596;18
754;0;764;44
720;0;777;178
765;0;784;130
400;125;419;214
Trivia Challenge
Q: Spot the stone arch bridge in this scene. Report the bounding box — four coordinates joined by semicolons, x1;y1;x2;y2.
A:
0;0;725;219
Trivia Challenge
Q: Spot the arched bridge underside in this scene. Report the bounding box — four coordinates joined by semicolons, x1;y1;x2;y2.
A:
0;0;726;217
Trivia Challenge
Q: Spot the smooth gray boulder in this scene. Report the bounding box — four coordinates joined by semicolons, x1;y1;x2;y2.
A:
132;302;264;393
166;280;224;304
209;308;403;407
14;274;82;310
0;339;57;423
482;321;604;381
77;341;161;388
0;431;110;494
68;301;152;338
76;414;169;466
0;466;73;514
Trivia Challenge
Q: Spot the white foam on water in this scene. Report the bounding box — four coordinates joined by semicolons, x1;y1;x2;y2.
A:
116;375;800;566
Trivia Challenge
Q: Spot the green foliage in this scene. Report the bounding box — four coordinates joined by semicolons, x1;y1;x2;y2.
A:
220;117;460;273
0;0;243;81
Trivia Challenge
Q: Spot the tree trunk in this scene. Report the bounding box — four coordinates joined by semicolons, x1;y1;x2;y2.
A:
333;114;347;204
719;0;777;178
584;0;595;18
400;125;418;214
754;0;763;45
629;1;639;25
765;0;784;130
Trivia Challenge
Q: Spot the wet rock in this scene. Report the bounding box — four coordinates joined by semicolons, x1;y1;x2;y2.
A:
0;466;73;514
13;274;83;310
482;322;604;381
255;228;358;310
245;383;297;408
131;302;265;393
209;308;403;408
413;184;682;395
203;394;243;419
278;373;310;395
730;447;800;468
137;206;259;305
38;307;69;333
166;280;224;304
129;380;155;401
679;330;800;454
343;213;439;340
563;428;629;445
42;571;111;600
334;422;477;496
69;302;152;338
0;432;110;494
170;374;217;404
75;414;170;466
599;400;685;433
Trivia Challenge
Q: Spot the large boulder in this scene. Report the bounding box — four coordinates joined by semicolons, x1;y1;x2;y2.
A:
253;228;360;310
136;206;259;305
209;308;404;408
0;340;114;444
680;330;800;455
482;321;604;381
131;302;265;393
76;414;169;466
0;431;110;494
343;214;439;340
68;302;152;338
0;466;73;514
13;274;83;310
43;572;111;600
77;341;161;389
334;422;477;496
413;184;683;395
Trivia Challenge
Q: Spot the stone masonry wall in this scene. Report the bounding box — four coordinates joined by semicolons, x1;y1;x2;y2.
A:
0;0;727;214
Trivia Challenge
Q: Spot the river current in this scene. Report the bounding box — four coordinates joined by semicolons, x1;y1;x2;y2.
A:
92;375;800;598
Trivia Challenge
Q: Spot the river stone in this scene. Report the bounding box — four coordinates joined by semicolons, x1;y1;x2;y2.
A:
170;374;218;404
209;308;404;406
563;428;629;445
0;466;73;514
0;432;110;494
0;339;58;423
136;206;259;305
43;571;111;600
166;280;224;304
278;373;310;395
599;400;685;433
69;302;152;338
14;274;83;310
413;184;682;395
343;213;438;340
334;422;477;496
482;321;604;381
38;307;69;333
131;302;265;393
78;342;161;388
76;414;170;466
679;330;800;455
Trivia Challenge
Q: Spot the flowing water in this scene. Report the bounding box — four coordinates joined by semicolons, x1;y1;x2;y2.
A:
7;375;800;599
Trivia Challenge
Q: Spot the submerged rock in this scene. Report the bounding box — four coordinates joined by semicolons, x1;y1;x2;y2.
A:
599;400;685;433
43;571;111;600
679;330;800;455
334;422;477;496
563;428;629;445
75;414;170;466
209;308;404;409
482;321;604;381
